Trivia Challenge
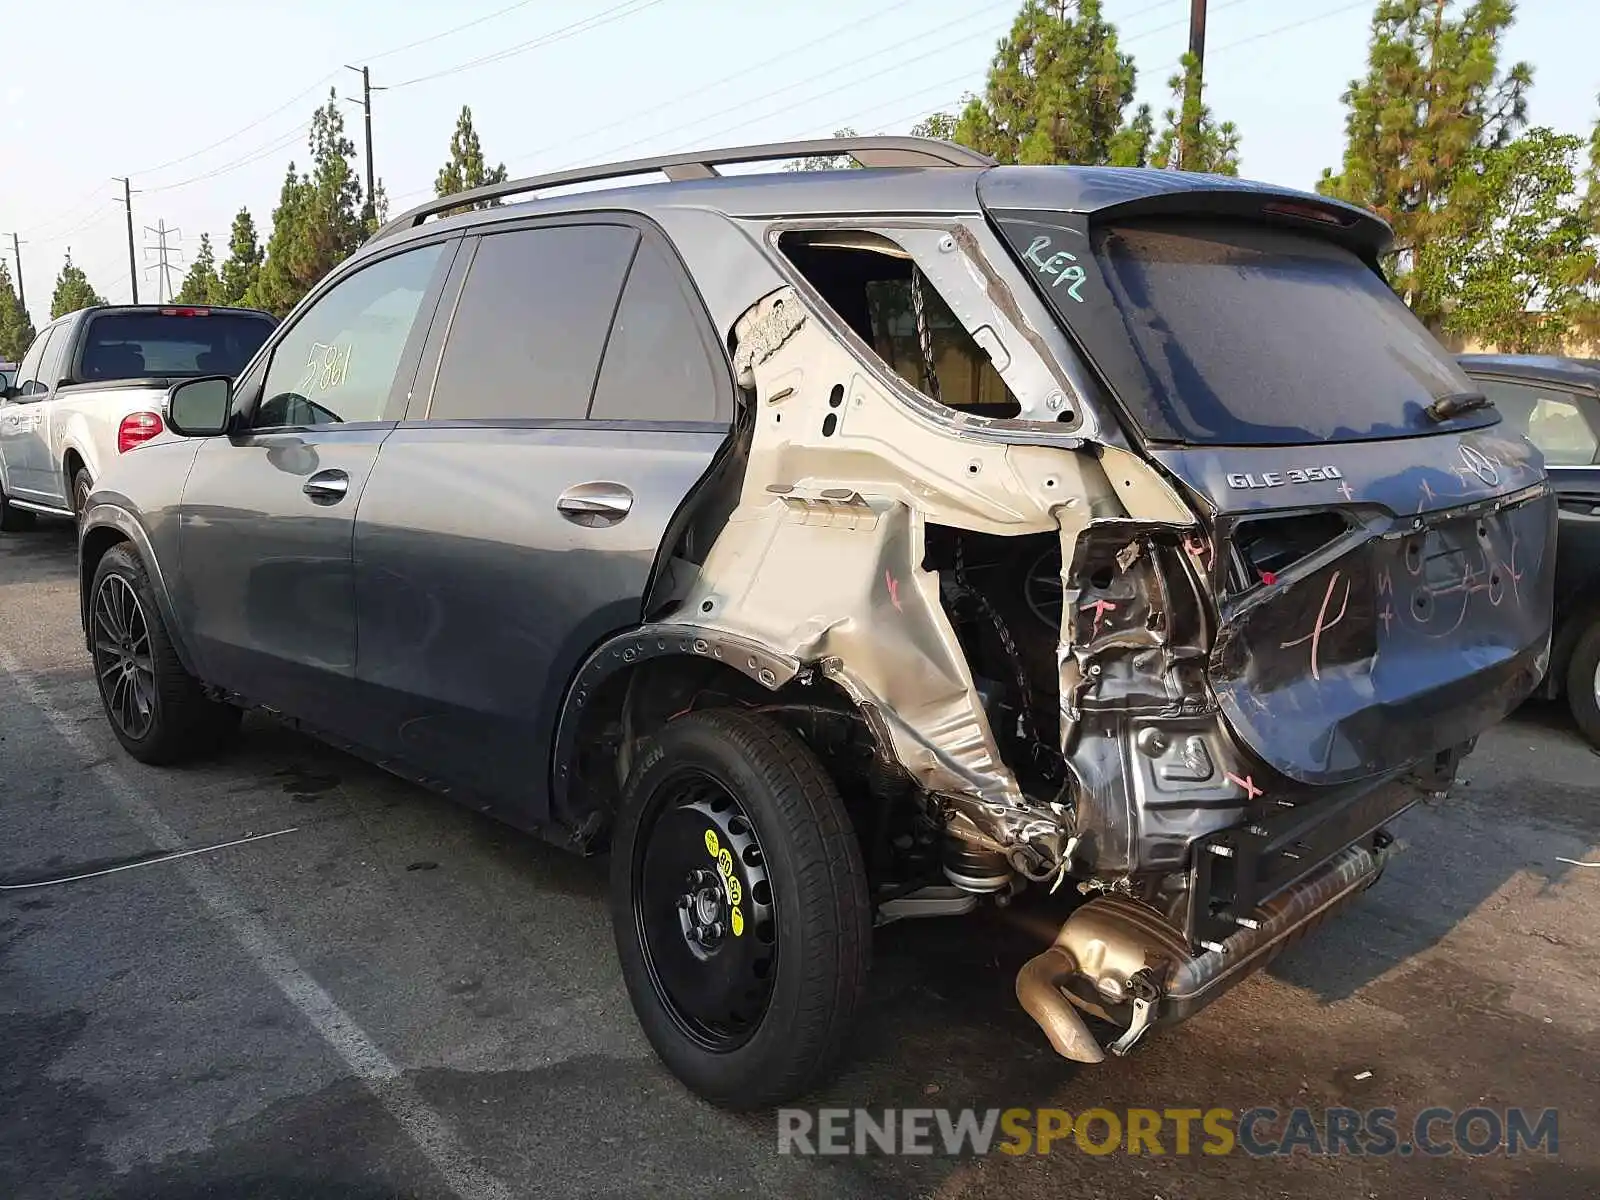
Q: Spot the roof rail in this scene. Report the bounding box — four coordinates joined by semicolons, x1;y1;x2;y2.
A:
369;135;996;243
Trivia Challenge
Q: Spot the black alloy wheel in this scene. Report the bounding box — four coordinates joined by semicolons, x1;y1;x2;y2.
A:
92;573;157;741
610;708;871;1110
89;543;241;764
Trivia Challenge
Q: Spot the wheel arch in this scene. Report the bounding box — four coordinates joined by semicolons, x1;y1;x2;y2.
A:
78;505;199;675
550;624;885;852
1548;589;1600;700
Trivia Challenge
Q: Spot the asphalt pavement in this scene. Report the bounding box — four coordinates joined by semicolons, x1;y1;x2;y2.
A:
1;519;1596;1199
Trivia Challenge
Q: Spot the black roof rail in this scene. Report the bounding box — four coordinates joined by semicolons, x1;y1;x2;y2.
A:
369;135;996;243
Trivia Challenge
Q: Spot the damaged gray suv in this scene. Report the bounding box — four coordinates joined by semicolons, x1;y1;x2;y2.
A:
79;136;1556;1110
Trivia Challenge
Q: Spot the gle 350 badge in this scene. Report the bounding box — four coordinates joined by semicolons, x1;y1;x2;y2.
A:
1226;465;1345;489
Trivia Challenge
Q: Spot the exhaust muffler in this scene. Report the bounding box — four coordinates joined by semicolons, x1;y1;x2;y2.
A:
1016;839;1392;1061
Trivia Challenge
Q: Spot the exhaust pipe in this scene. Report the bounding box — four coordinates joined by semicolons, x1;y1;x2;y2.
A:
1016;840;1391;1061
1015;946;1107;1063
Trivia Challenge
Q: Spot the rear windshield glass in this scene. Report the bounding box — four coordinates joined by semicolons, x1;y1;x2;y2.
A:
996;214;1489;445
77;311;274;382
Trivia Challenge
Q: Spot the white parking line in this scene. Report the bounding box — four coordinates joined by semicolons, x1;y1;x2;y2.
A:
0;644;514;1200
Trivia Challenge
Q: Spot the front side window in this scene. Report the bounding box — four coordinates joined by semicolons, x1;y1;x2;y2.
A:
12;327;54;398
256;244;445;429
1474;378;1599;465
427;224;638;422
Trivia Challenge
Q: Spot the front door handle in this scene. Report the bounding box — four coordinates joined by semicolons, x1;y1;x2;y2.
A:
303;469;349;503
557;481;633;527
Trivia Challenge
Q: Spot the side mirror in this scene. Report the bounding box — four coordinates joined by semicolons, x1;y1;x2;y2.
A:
0;385;16;402
166;375;233;437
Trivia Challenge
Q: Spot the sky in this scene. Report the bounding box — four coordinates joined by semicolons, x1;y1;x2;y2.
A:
1;0;1595;328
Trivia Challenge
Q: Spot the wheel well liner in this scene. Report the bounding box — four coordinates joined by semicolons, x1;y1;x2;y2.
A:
550;624;805;845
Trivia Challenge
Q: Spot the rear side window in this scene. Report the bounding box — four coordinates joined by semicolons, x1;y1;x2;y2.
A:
78;311;274;382
995;214;1489;446
589;237;725;423
1473;377;1599;465
428;224;638;421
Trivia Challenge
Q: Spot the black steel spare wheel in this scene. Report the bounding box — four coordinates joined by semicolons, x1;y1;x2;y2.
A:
610;708;871;1110
636;768;776;1050
93;573;157;741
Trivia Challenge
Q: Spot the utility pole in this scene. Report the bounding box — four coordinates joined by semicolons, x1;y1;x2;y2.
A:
143;220;182;303
345;65;385;226
1175;0;1208;171
113;177;139;304
2;232;24;314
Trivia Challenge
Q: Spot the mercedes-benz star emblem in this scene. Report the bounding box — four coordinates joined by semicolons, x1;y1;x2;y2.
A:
1459;444;1500;486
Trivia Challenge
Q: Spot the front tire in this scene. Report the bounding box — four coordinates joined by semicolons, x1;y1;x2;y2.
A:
72;468;92;525
1565;618;1600;749
610;709;871;1110
89;543;240;764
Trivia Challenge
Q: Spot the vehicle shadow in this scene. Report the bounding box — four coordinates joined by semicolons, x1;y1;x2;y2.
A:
1264;699;1599;1006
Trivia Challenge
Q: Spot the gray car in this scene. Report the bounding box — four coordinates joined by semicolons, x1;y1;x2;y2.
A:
78;136;1556;1110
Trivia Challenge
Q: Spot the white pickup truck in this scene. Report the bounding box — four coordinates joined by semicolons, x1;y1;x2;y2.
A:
0;304;275;528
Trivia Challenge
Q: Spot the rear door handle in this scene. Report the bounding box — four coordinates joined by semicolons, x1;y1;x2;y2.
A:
303;469;349;503
557;481;633;527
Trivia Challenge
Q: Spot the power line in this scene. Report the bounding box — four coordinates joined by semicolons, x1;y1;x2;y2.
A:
386;0;668;89
354;0;548;64
141;122;313;195
568;2;1019;170
497;0;928;173
133;76;339;178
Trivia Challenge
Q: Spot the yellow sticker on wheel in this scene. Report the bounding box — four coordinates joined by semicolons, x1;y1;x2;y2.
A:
704;829;720;857
717;848;734;878
731;909;745;937
725;873;743;908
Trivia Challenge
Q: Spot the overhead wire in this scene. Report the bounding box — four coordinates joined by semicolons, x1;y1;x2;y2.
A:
568;0;1022;169
386;0;668;89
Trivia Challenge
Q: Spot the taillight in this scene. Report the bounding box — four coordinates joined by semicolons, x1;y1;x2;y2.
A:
118;411;164;453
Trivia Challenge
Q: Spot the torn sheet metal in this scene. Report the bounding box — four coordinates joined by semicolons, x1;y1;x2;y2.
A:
669;285;1197;840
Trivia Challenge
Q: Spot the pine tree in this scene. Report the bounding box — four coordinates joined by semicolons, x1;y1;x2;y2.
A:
251;91;369;317
1108;103;1155;167
0;259;34;361
435;105;509;210
910;112;961;141
216;208;264;307
175;233;222;305
954;0;1144;166
1150;53;1240;175
786;128;863;172
50;253;106;319
1318;0;1533;330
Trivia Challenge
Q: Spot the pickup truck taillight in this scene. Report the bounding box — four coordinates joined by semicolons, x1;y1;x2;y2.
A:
117;411;165;453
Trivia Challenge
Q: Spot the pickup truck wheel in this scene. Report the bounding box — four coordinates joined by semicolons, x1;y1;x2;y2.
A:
0;482;35;531
90;543;241;764
610;708;871;1110
72;469;92;524
1565;619;1600;749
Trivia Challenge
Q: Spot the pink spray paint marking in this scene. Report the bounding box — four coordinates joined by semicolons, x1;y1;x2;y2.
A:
1081;598;1118;638
1225;771;1264;801
884;570;902;612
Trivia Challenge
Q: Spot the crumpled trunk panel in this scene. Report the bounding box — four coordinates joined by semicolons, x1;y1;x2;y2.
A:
1157;430;1557;787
